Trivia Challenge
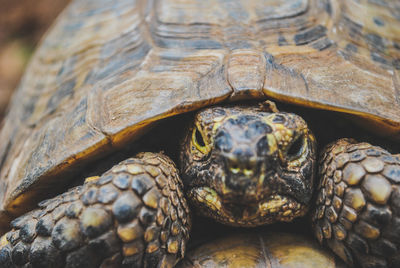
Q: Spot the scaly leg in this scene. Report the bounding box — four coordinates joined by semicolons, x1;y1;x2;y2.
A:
314;139;400;268
0;152;190;268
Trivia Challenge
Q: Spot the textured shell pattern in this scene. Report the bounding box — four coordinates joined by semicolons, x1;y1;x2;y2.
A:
0;0;399;231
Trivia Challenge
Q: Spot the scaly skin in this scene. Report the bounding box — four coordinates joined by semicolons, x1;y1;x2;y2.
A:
0;153;190;268
314;139;400;268
0;105;399;267
180;105;317;226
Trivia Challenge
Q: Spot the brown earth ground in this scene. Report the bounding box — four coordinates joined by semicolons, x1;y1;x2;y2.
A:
0;0;70;122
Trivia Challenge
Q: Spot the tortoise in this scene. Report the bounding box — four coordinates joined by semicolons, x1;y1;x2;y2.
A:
0;0;399;267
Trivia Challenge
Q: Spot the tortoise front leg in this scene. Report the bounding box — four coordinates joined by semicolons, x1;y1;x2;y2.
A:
314;139;400;268
0;152;191;268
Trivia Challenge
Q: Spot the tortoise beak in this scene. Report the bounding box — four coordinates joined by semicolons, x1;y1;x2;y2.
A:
212;119;279;203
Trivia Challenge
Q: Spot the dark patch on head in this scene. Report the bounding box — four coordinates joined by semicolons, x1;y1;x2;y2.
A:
256;136;269;157
215;130;233;153
278;36;288;46
275;172;309;203
195;128;206;147
294;25;327;46
228;204;246;219
394;42;400;51
232;148;254;162
300;159;314;183
228;115;257;126
371;52;389;65
345;43;358;53
273;114;286;124
237;115;258;125
245;121;272;139
287;135;304;159
365;33;385;52
46;79;76;112
298;161;314;200
213;108;227;116
373;17;385;26
225;175;252;192
227;118;238;126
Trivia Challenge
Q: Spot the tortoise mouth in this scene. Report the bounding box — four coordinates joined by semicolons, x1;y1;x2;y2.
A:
188;186;308;227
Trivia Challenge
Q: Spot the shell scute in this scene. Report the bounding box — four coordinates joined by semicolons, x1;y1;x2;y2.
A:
1;0;400;232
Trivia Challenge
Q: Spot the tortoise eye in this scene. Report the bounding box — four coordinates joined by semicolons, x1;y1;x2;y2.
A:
287;135;305;160
195;127;205;147
192;126;209;154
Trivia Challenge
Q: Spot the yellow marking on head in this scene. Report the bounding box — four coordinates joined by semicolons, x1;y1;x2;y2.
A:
211;114;237;132
266;134;278;153
205;191;222;211
259;197;286;214
0;234;8;248
221;176;231;195
212;116;225;124
192;122;211;154
243;168;254;177
208;118;224;141
257;166;266;191
230;167;240;174
192;187;222;212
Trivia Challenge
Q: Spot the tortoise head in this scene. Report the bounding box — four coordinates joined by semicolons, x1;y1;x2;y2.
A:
180;104;317;226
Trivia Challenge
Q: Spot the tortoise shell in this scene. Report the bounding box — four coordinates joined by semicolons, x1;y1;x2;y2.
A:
177;231;346;267
0;0;399;231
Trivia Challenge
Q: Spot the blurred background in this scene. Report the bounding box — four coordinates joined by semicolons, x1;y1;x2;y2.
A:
0;0;70;121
